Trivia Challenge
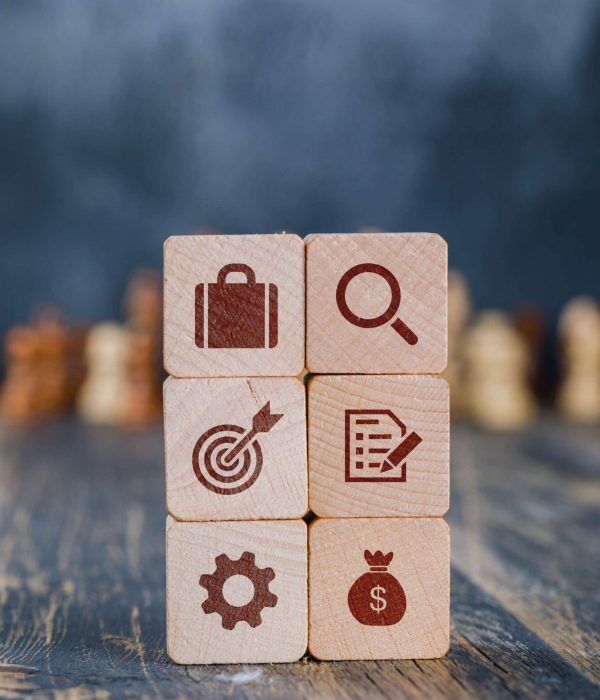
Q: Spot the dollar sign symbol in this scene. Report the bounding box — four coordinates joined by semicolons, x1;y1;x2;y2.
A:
369;585;387;613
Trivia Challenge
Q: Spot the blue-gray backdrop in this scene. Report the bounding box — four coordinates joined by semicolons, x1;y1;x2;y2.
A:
1;0;599;335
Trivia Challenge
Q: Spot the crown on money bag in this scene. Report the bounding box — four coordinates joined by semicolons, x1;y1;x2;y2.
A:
364;550;393;568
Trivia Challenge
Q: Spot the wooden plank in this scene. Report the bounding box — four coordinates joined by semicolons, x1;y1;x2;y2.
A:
523;413;600;477
0;420;598;698
308;374;449;517
163;233;304;377
449;421;600;684
306;233;447;374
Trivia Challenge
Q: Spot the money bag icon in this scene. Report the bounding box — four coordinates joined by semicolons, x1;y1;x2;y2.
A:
347;550;407;626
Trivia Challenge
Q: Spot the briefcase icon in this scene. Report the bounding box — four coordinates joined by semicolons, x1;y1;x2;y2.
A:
195;263;278;349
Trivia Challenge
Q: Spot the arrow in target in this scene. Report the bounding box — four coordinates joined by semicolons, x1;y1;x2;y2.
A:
221;402;283;466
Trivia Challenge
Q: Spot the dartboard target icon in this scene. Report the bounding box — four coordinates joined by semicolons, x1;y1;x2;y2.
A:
192;402;283;496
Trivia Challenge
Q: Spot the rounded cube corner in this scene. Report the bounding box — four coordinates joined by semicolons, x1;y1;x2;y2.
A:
425;231;448;251
305;372;327;391
162;353;182;378
283;231;305;249
430;635;451;659
165;500;190;525
166;640;191;666
307;635;333;661
163;235;181;260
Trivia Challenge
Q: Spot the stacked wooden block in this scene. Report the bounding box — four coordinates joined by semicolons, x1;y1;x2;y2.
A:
164;232;449;664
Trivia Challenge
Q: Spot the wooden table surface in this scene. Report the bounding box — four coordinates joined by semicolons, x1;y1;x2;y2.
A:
0;416;598;699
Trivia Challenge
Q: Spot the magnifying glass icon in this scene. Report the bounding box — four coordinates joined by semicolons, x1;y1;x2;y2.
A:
335;263;418;345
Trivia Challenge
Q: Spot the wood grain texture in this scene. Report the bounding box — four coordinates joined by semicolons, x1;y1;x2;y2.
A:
167;518;307;664
308;374;449;517
306;233;447;374
164;233;304;377
309;518;450;660
450;421;600;686
164;377;307;521
0;418;599;697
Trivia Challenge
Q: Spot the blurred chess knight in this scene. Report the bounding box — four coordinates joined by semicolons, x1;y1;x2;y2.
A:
557;297;600;423
462;311;536;430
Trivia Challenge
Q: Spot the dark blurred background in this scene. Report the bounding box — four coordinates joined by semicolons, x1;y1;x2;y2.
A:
1;0;600;337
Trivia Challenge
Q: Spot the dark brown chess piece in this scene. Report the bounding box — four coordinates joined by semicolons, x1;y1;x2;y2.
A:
33;311;71;419
120;330;162;428
120;269;163;429
514;305;546;400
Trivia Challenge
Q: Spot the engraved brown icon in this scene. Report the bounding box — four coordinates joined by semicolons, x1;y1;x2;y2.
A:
192;402;283;495
345;409;422;483
199;551;278;630
336;263;418;345
195;264;278;349
347;550;406;626
335;263;419;345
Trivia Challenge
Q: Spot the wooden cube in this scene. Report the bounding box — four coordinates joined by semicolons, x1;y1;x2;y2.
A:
306;233;447;374
309;518;449;660
164;377;307;521
164;233;304;377
308;374;449;518
167;518;307;664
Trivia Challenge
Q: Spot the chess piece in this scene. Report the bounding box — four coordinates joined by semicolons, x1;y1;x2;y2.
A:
77;323;130;425
121;269;163;428
444;270;471;415
515;305;546;400
2;315;68;423
124;268;162;337
557;297;600;423
65;326;89;409
32;312;71;419
120;329;162;428
0;326;41;424
1;310;85;424
463;311;536;430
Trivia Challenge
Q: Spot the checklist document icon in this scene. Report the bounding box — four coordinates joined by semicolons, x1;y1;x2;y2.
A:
344;410;422;483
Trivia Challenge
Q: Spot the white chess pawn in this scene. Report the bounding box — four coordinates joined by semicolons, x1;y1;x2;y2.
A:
78;323;130;425
463;311;536;430
557;297;600;422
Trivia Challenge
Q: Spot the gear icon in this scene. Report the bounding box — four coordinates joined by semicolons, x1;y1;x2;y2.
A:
199;551;278;630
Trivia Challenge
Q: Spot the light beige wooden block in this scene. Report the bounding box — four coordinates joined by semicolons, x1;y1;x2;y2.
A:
164;377;307;521
164;233;304;377
306;233;447;373
309;374;449;518
167;518;307;664
309;517;449;660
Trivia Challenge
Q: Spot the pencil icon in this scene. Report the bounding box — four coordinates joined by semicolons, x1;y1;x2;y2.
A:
380;431;422;473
